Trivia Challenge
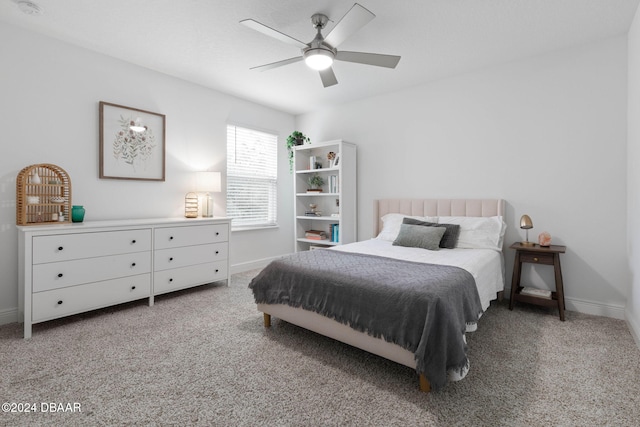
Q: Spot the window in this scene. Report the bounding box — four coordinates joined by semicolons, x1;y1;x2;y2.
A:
226;124;278;229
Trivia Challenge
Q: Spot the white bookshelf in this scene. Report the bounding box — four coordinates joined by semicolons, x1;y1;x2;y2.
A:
293;140;356;251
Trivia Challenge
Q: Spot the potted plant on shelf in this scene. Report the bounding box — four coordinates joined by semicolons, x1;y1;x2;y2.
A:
307;174;325;192
286;131;310;173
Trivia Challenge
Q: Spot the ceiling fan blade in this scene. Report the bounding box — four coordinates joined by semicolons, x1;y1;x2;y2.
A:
240;19;308;49
324;3;375;47
335;51;401;69
319;67;338;87
250;56;303;72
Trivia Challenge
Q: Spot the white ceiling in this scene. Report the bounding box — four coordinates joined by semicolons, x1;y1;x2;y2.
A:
1;0;639;115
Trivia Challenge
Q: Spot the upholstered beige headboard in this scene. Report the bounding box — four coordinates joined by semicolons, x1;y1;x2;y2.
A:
373;199;505;236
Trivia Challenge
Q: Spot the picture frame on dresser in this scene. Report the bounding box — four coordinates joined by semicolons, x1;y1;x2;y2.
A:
99;101;166;181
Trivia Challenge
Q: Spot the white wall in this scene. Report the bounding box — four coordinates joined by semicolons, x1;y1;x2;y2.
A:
297;37;629;319
0;24;295;324
627;6;640;344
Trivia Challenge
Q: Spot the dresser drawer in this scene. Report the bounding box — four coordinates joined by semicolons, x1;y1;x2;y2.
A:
154;243;228;271
33;229;152;264
32;273;151;323
154;224;228;250
33;252;152;292
520;252;555;265
154;261;228;294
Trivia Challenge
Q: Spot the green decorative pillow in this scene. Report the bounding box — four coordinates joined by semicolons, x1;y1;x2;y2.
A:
392;223;446;250
402;217;461;249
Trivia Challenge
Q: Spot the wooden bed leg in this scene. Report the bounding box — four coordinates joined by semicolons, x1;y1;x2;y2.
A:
497;290;504;302
419;374;431;393
263;313;271;328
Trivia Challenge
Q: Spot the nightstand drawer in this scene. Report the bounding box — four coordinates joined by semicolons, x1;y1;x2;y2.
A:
520;252;554;265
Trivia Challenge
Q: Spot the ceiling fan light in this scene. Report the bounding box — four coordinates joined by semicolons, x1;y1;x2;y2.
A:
304;48;334;70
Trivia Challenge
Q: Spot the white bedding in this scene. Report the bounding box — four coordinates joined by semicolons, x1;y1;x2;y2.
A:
331;238;504;311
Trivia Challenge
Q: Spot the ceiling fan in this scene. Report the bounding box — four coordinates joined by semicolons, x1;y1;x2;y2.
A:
240;3;401;88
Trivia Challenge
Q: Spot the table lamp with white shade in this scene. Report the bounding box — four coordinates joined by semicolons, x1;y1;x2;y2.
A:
197;171;221;218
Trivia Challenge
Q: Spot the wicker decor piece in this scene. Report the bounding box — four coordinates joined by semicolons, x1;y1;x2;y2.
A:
184;192;198;218
16;164;72;225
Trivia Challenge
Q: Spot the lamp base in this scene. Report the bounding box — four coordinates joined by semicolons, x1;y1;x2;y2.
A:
202;193;214;218
520;241;535;247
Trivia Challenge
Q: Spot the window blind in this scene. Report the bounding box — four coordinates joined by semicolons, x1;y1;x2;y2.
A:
226;125;278;228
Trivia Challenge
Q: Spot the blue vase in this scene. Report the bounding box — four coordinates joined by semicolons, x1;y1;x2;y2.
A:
71;205;85;223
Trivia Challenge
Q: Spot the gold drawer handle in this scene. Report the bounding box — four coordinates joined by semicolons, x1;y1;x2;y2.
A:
533;257;539;262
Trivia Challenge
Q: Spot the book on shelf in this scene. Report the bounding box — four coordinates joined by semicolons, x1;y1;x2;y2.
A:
305;229;327;240
329;175;338;193
330;223;339;243
305;236;325;240
520;287;552;299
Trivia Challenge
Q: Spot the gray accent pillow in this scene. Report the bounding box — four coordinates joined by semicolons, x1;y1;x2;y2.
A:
402;217;461;249
392;223;446;250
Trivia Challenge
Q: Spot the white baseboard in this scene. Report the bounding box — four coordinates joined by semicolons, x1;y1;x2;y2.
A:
564;296;625;320
231;255;284;275
625;309;640;349
506;287;625;320
0;307;18;326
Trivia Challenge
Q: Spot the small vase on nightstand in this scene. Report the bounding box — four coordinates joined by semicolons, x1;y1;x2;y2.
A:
71;205;85;223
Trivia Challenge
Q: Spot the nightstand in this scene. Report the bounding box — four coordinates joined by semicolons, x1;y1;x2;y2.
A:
509;242;567;321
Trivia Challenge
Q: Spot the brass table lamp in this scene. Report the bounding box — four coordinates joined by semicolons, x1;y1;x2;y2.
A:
520;214;534;246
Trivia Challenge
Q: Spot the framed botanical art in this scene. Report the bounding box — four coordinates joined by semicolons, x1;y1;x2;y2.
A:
99;101;166;181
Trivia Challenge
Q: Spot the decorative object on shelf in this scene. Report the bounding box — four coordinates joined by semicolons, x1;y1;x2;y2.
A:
333;153;341;167
29;170;41;184
305;203;322;216
327;151;336;167
184;192;199;218
71;205;86;223
309;155;323;170
16;163;72;226
538;231;551;247
519;214;534;246
99;101;166;181
286;131;310;173
307;174;325;192
197;171;222;218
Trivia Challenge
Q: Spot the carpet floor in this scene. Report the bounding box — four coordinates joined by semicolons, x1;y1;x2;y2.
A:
1;269;639;426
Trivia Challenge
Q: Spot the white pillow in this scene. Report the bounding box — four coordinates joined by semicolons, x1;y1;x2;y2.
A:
438;216;506;250
376;213;439;242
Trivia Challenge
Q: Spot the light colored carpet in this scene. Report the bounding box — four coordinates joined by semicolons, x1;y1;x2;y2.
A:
1;269;639;426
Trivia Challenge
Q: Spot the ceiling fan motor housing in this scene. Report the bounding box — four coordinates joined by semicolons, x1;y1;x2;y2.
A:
311;13;329;29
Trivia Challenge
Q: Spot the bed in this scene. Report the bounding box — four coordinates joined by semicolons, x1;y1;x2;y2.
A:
249;198;506;392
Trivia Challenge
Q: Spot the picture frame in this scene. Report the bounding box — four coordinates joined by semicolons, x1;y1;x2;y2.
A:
333;153;341;168
99;101;166;181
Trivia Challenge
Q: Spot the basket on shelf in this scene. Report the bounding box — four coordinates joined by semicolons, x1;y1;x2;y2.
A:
16;163;72;225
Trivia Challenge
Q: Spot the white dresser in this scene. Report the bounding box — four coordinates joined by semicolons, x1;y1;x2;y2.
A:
18;217;231;339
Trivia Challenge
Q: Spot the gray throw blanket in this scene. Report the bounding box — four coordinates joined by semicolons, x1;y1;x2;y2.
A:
249;249;484;391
